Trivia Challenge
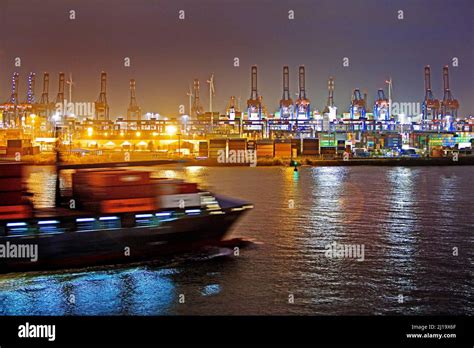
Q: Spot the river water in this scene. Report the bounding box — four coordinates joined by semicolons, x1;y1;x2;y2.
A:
0;165;472;315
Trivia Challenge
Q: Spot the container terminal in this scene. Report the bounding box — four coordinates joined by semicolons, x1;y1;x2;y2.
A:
0;65;472;164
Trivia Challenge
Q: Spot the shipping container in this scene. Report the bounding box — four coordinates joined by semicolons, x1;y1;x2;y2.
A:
0;204;32;220
291;139;301;156
151;178;180;195
198;141;209;157
247;140;256;153
302;138;319;155
228;138;247;152
98;197;156;213
160;193;201;209
0;162;23;178
209;138;227;159
7;139;31;148
274;140;292;158
0;177;22;191
77;184;156;200
6;148;25;156
256;139;274;158
74;170;150;187
0;191;23;206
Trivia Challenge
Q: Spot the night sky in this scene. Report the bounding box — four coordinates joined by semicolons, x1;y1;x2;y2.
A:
0;0;472;117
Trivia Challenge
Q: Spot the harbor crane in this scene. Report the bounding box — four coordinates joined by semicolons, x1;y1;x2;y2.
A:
247;65;266;120
26;72;36;104
94;72;109;120
421;65;440;125
349;88;366;120
279;66;294;119
35;72;54;120
322;76;336;119
349;88;367;131
191;78;204;117
127;79;142;121
0;72;20;126
55;72;65;106
226;96;239;120
373;88;389;121
441;65;459;123
295;66;311;120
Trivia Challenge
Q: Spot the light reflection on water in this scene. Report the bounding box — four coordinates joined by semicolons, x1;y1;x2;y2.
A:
0;165;472;315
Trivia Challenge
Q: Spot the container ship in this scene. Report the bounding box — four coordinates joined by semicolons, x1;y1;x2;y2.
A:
0;162;253;273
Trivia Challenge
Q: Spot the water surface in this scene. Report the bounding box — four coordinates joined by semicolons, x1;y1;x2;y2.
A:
0;165;472;315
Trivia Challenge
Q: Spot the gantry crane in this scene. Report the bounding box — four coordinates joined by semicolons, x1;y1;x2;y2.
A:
422;66;440;125
26;72;36;104
226;96;239;120
441;66;459;117
247;66;266;120
295;66;311;120
95;72;109;120
191;78;204;117
349;88;366;120
126;79;142;121
55;72;65;106
279;66;294;119
322;76;335;115
0;73;20;126
373;88;389;121
35;72;54;120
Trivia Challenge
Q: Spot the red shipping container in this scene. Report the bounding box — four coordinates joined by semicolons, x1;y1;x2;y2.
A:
100;197;156;213
0;162;23;178
6;148;24;156
89;184;156;200
0;191;23;205
82;170;150;187
0;204;32;220
152;178;183;195
178;183;198;194
0;177;22;191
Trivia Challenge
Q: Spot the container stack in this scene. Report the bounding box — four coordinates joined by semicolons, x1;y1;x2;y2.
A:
73;169;157;213
5;139;40;157
256;139;274;158
302;138;319;156
209;139;227;159
0;162;32;220
198;141;209;158
152;178;200;209
228;138;247;154
274;139;291;158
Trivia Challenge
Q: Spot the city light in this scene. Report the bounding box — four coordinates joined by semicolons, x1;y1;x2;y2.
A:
87;127;93;137
165;125;177;136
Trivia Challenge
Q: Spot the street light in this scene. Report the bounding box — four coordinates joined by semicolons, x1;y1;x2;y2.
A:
165;125;177;136
165;125;177;158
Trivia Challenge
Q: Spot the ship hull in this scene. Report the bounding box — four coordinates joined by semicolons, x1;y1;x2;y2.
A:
0;196;251;274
